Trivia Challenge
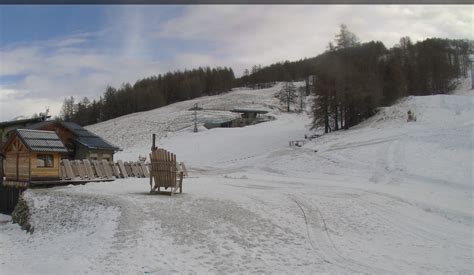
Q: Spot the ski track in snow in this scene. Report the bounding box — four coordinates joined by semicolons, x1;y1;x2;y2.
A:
1;80;473;273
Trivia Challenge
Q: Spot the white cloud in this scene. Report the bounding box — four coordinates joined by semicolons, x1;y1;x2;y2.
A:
0;86;63;121
54;34;91;48
159;5;472;74
0;87;18;101
0;46;42;76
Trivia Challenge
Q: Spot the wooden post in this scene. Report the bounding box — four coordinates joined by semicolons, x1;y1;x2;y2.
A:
151;134;157;152
63;159;76;180
117;160;128;178
83;159;96;179
149;154;153;191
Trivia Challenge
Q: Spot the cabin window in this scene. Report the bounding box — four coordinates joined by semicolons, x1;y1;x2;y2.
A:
37;154;54;168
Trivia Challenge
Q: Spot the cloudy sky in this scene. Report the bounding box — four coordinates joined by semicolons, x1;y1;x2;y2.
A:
0;5;472;121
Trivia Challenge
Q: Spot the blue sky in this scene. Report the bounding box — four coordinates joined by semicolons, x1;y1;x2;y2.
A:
0;6;105;45
0;5;472;121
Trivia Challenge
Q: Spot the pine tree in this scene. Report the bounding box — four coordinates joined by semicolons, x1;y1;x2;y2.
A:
311;75;331;133
298;86;306;113
60;96;75;122
335;24;359;50
276;81;297;112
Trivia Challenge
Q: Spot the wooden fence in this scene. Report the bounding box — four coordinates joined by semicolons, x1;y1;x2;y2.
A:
60;159;150;181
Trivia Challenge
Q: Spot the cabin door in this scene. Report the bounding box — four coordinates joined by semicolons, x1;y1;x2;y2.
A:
5;137;30;181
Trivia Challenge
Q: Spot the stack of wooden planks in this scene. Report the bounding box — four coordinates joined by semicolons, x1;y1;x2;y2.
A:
59;159;150;181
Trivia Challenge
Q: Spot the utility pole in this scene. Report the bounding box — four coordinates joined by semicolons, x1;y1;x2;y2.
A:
151;133;157;151
299;86;305;113
471;58;474;90
193;103;198;133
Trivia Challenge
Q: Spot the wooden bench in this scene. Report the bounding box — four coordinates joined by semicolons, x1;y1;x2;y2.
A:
149;148;183;195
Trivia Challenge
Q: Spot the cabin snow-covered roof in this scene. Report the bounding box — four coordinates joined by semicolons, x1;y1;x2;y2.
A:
27;121;120;151
15;129;68;153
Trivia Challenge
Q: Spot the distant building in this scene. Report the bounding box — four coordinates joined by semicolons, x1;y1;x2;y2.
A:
203;118;235;129
0;115;50;149
230;109;269;126
26;121;120;161
203;109;271;129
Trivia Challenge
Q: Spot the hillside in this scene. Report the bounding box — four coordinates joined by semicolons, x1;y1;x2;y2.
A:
86;82;311;164
0;79;472;273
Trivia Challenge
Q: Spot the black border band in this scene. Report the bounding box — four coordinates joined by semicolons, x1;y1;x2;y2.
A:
1;0;472;5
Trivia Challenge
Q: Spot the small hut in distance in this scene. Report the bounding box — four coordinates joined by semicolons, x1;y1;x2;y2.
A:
203;118;235;129
2;129;68;185
203;109;271;129
0;115;50;147
230;109;269;127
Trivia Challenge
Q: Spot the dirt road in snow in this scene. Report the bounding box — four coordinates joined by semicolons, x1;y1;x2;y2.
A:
3;161;469;274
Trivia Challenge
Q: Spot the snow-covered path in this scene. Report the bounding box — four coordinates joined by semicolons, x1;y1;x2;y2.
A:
0;82;472;273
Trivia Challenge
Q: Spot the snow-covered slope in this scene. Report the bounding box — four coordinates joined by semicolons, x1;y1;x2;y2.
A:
86;84;288;151
1;79;472;273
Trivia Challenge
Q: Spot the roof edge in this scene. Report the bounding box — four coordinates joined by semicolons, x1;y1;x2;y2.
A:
74;139;121;151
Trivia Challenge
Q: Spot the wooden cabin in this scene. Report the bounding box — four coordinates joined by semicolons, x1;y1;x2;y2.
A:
2;129;68;184
27;121;120;161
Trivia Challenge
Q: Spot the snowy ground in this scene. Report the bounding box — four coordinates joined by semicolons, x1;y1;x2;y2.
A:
0;81;472;273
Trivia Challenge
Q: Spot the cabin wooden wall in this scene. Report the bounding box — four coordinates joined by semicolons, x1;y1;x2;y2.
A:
75;146;114;161
4;136;30;181
5;152;30;181
4;153;16;180
30;152;60;180
74;146;89;160
17;153;29;181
